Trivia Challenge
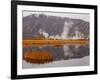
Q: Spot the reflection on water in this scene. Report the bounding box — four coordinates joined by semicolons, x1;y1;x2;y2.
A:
23;45;89;61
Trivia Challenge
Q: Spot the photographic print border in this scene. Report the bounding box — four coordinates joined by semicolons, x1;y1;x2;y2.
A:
11;0;98;79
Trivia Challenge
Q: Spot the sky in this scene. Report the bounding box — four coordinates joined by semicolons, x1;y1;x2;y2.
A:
23;11;90;22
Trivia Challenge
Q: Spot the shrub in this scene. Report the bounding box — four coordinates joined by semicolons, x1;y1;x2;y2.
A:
24;51;54;64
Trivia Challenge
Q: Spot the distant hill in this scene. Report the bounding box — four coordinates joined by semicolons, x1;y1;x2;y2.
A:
23;14;89;39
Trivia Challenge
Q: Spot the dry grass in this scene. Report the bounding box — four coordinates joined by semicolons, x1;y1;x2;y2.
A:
24;51;54;64
23;39;89;47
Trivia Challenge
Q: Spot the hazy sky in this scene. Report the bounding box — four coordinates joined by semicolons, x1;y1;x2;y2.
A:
23;11;90;22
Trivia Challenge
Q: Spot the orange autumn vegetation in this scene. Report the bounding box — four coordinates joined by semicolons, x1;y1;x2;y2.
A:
23;39;89;48
24;51;54;64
